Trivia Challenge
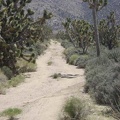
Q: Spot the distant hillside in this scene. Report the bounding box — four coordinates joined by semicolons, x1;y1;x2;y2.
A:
29;0;120;30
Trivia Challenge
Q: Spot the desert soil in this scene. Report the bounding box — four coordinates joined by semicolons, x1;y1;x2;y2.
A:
0;40;115;120
0;40;85;120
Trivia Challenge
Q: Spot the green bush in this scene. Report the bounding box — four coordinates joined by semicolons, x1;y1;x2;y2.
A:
0;70;7;94
84;65;107;93
35;41;47;56
1;66;13;80
107;48;120;62
84;49;120;112
111;85;120;120
75;55;89;68
51;73;61;79
85;55;113;72
16;59;37;73
8;75;25;87
64;47;75;55
93;64;120;104
47;61;53;66
0;70;7;83
61;40;73;49
60;97;88;120
68;54;80;65
1;108;22;120
56;31;69;40
19;63;37;73
0;83;6;95
64;47;81;64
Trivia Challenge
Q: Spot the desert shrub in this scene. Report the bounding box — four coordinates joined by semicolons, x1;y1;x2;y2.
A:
19;63;37;73
75;55;89;68
1;66;13;80
0;70;7;83
85;53;120;111
64;47;80;62
68;54;80;65
51;73;61;79
0;108;22;120
85;55;113;72
0;70;7;94
106;48;120;62
16;59;37;73
8;75;25;87
84;65;107;93
64;47;73;54
64;47;77;56
47;61;53;66
111;85;120;120
56;31;69;40
60;97;88;120
0;83;6;95
91;71;117;104
61;40;73;49
35;41;48;56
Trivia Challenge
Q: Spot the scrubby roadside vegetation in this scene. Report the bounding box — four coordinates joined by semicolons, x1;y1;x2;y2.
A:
59;30;120;120
57;0;120;119
0;0;53;94
0;108;22;120
60;97;90;120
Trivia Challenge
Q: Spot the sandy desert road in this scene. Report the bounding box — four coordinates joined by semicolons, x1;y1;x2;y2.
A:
0;40;85;120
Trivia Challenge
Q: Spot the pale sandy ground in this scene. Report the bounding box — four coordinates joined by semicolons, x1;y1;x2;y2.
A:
0;40;115;120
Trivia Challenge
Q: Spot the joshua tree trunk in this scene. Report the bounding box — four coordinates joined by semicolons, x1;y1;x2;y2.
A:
92;7;100;57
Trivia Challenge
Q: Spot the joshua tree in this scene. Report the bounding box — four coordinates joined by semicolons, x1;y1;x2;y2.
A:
62;18;77;47
0;0;52;74
83;0;107;56
99;12;120;50
63;18;93;54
